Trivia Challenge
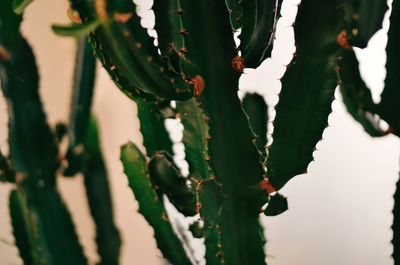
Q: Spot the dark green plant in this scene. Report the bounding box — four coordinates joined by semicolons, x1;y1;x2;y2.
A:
0;0;399;264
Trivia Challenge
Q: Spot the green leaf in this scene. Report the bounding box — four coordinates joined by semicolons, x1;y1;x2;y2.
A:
12;0;33;14
337;49;386;137
239;0;283;68
120;142;193;265
52;20;101;37
377;0;400;136
267;0;344;190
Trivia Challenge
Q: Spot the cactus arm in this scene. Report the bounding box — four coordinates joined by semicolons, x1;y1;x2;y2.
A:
178;1;267;264
392;168;400;263
239;0;283;68
135;99;174;156
64;36;96;176
377;0;400;136
0;0;58;185
266;0;344;190
342;0;388;48
242;93;268;160
82;117;121;265
52;20;101;37
9;189;35;265
0;2;88;264
0;150;14;182
152;0;184;54
176;99;211;181
120;142;193;265
12;0;33;14
148;152;197;216
225;0;241;30
176;99;227;264
336;49;386;137
70;0;196;101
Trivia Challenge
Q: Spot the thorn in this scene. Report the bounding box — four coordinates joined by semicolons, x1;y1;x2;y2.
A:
231;55;245;73
161;212;169;221
114;12;133;23
0;46;10;62
180;29;189;35
135;42;143;49
176;8;185;14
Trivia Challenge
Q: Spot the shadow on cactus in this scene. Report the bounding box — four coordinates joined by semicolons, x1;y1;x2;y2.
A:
0;0;399;264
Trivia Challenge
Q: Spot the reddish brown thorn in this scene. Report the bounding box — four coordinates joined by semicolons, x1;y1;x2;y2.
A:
176;8;185;14
179;47;188;53
259;178;277;194
231;55;245;73
161;212;168;221
114;12;133;23
67;7;82;23
180;29;189;35
0;46;10;62
187;75;205;97
336;30;352;50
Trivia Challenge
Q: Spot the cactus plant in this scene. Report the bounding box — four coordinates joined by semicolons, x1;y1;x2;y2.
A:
1;0;400;264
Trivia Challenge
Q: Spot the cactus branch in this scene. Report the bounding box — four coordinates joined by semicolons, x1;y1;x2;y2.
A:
120;142;194;265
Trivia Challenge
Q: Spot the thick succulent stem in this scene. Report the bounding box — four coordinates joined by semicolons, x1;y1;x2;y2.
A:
120;142;194;265
377;0;400;136
178;1;267;264
83;118;121;265
0;1;87;264
266;0;345;190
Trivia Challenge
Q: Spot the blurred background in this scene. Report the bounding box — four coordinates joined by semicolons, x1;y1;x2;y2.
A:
0;0;399;264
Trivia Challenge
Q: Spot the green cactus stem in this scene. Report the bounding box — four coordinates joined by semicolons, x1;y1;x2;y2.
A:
242;93;269;161
148;151;197;216
64;35;96;176
376;0;400;136
178;1;268;264
341;0;388;48
267;0;345;190
239;0;283;68
336;48;386;137
52;20;101;37
0;150;14;182
0;1;88;263
82;117;121;265
69;0;197;101
120;142;193;265
12;0;34;14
